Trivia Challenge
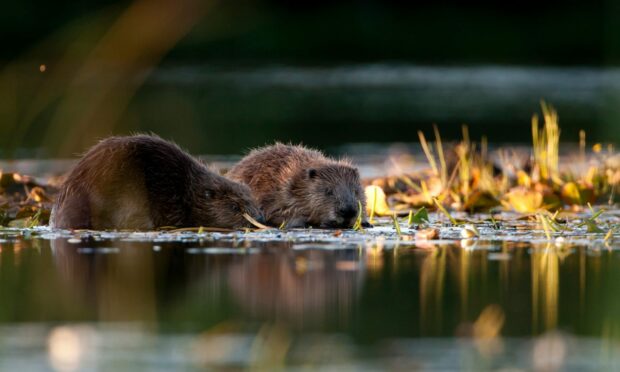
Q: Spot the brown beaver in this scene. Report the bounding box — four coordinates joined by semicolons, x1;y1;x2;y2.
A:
227;143;370;228
50;135;264;230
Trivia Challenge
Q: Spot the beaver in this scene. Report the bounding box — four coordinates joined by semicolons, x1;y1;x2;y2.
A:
227;143;370;228
50;135;264;230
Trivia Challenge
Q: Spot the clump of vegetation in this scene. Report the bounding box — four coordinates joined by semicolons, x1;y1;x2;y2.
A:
0;171;56;227
366;103;619;221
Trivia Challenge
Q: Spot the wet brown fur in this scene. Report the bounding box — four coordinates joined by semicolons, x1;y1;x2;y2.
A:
51;135;263;230
227;143;368;228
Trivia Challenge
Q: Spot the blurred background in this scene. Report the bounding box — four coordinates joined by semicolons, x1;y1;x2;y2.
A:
1;0;619;157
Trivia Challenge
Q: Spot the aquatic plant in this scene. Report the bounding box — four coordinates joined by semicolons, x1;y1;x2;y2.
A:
408;206;429;226
366;102;618;222
532;102;561;183
392;213;402;238
352;200;365;231
243;213;271;230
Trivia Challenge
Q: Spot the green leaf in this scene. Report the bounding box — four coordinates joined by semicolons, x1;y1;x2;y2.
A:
585;220;605;234
410;206;429;225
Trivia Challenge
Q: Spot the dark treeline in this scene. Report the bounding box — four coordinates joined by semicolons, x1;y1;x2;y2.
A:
1;0;618;66
1;0;619;156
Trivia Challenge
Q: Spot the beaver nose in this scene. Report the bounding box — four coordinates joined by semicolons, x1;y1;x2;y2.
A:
339;206;358;220
255;214;266;224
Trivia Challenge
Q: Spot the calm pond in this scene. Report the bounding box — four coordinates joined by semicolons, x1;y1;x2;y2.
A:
1;212;619;370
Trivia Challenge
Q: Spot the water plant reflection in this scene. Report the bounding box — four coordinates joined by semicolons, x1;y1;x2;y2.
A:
0;229;617;343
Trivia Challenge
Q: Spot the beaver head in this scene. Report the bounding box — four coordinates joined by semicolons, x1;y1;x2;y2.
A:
195;177;265;229
288;163;366;228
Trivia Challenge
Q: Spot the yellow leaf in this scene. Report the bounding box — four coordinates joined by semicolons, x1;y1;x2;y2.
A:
364;185;392;216
504;187;543;213
561;182;581;205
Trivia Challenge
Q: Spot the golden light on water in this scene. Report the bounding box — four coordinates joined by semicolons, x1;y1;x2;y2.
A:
39;64;47;73
420;247;446;335
460;246;472;320
295;256;308;274
531;244;560;332
365;239;384;273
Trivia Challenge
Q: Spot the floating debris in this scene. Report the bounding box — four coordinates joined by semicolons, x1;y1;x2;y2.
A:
416;228;439;240
460;224;480;239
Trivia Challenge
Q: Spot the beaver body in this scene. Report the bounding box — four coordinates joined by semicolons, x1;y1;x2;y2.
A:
227;143;369;228
51;135;263;230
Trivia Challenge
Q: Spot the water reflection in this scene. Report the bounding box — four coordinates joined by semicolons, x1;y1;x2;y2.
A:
0;232;618;341
420;247;446;335
49;238;364;328
226;248;364;328
531;243;561;332
51;239;158;322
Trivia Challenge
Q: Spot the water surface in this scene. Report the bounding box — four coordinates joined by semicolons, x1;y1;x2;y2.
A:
1;215;619;370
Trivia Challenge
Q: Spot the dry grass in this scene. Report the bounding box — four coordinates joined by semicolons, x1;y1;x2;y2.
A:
366;103;619;223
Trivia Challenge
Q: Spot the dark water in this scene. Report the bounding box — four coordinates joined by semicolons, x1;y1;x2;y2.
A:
4;65;620;158
1;223;620;370
137;65;620;149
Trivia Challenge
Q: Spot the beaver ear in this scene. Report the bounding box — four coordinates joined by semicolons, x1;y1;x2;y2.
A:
307;168;318;179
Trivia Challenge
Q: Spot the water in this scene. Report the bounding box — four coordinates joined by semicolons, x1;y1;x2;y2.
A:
1;211;620;370
5;64;620;157
143;64;620;146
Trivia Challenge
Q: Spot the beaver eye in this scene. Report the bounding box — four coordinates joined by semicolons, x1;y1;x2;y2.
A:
325;189;334;196
231;204;241;212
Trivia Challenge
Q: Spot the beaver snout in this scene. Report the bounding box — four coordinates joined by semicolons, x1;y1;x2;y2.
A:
244;212;266;227
338;205;358;220
255;214;267;225
323;210;357;229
